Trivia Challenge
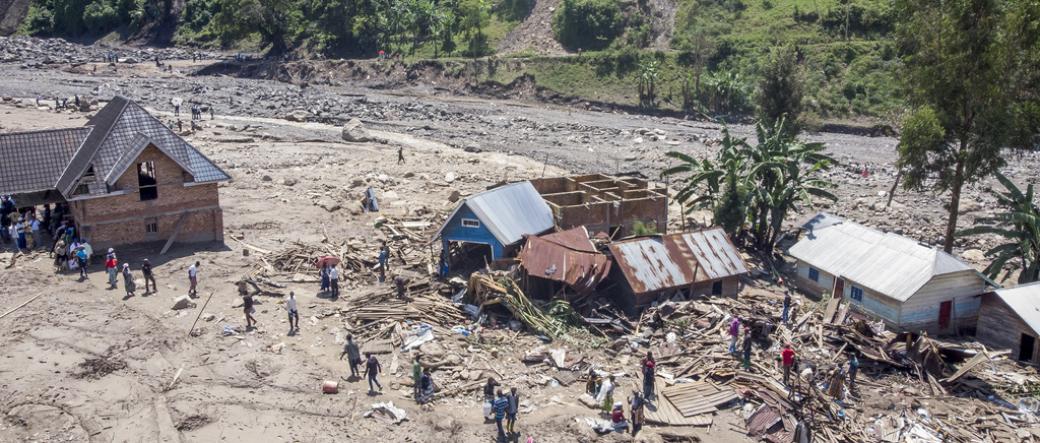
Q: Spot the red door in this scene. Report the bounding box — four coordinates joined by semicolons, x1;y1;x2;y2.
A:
938;301;953;330
833;278;845;298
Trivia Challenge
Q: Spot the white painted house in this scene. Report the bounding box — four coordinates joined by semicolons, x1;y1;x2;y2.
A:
788;213;989;335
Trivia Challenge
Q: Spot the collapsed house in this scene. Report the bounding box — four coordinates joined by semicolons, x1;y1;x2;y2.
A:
530;174;667;239
606;228;748;313
0;96;230;250
434;181;553;274
517;226;611;300
789;212;989;335
977;283;1040;364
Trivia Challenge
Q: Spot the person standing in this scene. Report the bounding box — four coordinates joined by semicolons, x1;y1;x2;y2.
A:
319;264;329;293
243;292;256;330
364;352;383;393
418;368;434;404
781;344;796;386
187;261;199;297
286;291;299;334
52;238;67;272
329;265;340;298
30;216;42;250
585;368;600;397
394;275;407;299
782;291;792;324
14;219;25;250
728;316;741;354
141;259;156;294
378;241;390;282
742;326;754;370
340;334;361;379
493;390;509;442
397;146;405;164
630;391;645;437
847;353;860;390
596;375;615;413
412;354;423;401
105;250;119;289
641;351;656;401
506;387;520;435
122;263;136;297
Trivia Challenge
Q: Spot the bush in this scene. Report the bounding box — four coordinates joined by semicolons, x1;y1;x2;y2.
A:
552;0;621;51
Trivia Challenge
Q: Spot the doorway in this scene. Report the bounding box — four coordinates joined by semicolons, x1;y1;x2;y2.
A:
938;301;952;330
833;278;845;298
1020;334;1036;362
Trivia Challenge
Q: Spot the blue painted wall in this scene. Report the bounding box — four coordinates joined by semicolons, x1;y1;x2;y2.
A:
440;204;505;259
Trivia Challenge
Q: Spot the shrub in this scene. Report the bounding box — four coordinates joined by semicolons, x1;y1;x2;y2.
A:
552;0;621;51
83;1;119;34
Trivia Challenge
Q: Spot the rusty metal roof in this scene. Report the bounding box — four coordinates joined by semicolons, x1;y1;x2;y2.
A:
518;226;611;295
608;228;748;295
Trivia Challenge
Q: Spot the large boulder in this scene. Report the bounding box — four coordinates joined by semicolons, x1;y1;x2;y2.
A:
341;118;371;143
285;110;310;122
172;295;196;310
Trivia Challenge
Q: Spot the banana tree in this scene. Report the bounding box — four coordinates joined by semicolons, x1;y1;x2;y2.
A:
958;172;1040;283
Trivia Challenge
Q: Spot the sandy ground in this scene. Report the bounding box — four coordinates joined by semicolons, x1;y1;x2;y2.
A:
0;104;755;442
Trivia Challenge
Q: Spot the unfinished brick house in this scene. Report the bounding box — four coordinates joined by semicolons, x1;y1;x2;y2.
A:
529;174;668;239
0;96;230;251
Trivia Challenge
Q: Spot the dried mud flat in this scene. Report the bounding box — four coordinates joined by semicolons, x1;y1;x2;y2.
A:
1;37;1039;443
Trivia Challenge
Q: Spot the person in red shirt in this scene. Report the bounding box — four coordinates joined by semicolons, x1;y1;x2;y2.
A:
104;251;118;289
640;351;656;400
781;344;796;386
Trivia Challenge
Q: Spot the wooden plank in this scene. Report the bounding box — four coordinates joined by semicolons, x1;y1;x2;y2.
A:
0;292;45;320
942;352;989;383
823;297;840;323
160;212;189;255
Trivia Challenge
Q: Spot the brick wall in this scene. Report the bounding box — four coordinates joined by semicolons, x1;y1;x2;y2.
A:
68;145;224;250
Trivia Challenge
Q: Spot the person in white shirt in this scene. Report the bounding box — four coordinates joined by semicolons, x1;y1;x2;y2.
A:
286;291;299;334
187;261;199;297
329;266;340;298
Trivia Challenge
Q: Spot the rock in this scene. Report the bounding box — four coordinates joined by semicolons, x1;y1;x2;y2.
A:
261;175;273;182
270;342;286;354
444;172;456;183
962;249;986;262
172;296;196;310
448;190;462;203
285;110;310;122
318;199;341;212
341;118;371;142
282;178;298;187
202;313;216;322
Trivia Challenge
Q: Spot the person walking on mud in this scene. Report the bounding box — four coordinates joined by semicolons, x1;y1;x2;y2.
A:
493;390;509;442
364;352;383;393
105;249;118;289
122;263;136;297
340;334;362;379
187;261;199;297
397;146;405;164
141;259;156;294
506;386;520;436
243;292;257;330
286;291;299;334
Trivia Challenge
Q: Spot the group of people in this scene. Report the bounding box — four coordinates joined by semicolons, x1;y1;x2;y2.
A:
586;369;647;436
95;247;164;297
1;198;73;252
318;263;341;298
483;378;521;441
339;335;385;395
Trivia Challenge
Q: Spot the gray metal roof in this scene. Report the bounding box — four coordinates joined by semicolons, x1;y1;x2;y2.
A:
788;215;975;302
608;228;749;295
0;127;91;195
993;283;1040;335
437;181;554;245
61;97;229;196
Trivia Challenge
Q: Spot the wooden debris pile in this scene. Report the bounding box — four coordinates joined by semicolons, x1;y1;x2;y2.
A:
465;272;602;344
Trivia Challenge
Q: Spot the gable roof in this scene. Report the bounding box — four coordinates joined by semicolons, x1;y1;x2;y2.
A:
0;127;91;195
436;181;554;246
992;283;1040;335
608;228;748;295
788;213;976;302
57;96;229;197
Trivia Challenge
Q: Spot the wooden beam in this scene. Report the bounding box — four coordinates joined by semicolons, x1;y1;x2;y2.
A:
0;293;45;320
160;212;189;255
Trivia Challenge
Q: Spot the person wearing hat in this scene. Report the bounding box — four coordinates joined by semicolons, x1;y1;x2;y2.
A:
141;259;156;294
122;263;136;297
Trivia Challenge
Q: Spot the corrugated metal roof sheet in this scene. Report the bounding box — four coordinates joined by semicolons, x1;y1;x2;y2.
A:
608;228;748;295
788;214;974;302
519;227;611;294
438;181;554;246
0;127;91;195
993;283;1040;335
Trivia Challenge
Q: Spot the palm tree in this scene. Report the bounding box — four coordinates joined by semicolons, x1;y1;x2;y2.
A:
663;127;749;214
958;172;1040;284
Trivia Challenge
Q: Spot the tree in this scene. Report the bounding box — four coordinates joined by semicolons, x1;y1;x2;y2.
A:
757;44;803;138
459;0;490;57
894;0;1040;253
212;0;300;54
552;0;621;51
638;58;660;110
664;120;836;249
959;172;1040;284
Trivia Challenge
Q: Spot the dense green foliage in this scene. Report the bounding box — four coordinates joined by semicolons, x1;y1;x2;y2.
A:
757;44;804;137
959;173;1040;284
894;0;1040;252
25;0;165;36
664;120;837;251
552;0;621;51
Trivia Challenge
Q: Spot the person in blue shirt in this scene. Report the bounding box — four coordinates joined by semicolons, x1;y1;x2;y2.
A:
75;247;89;279
492;390;509;441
